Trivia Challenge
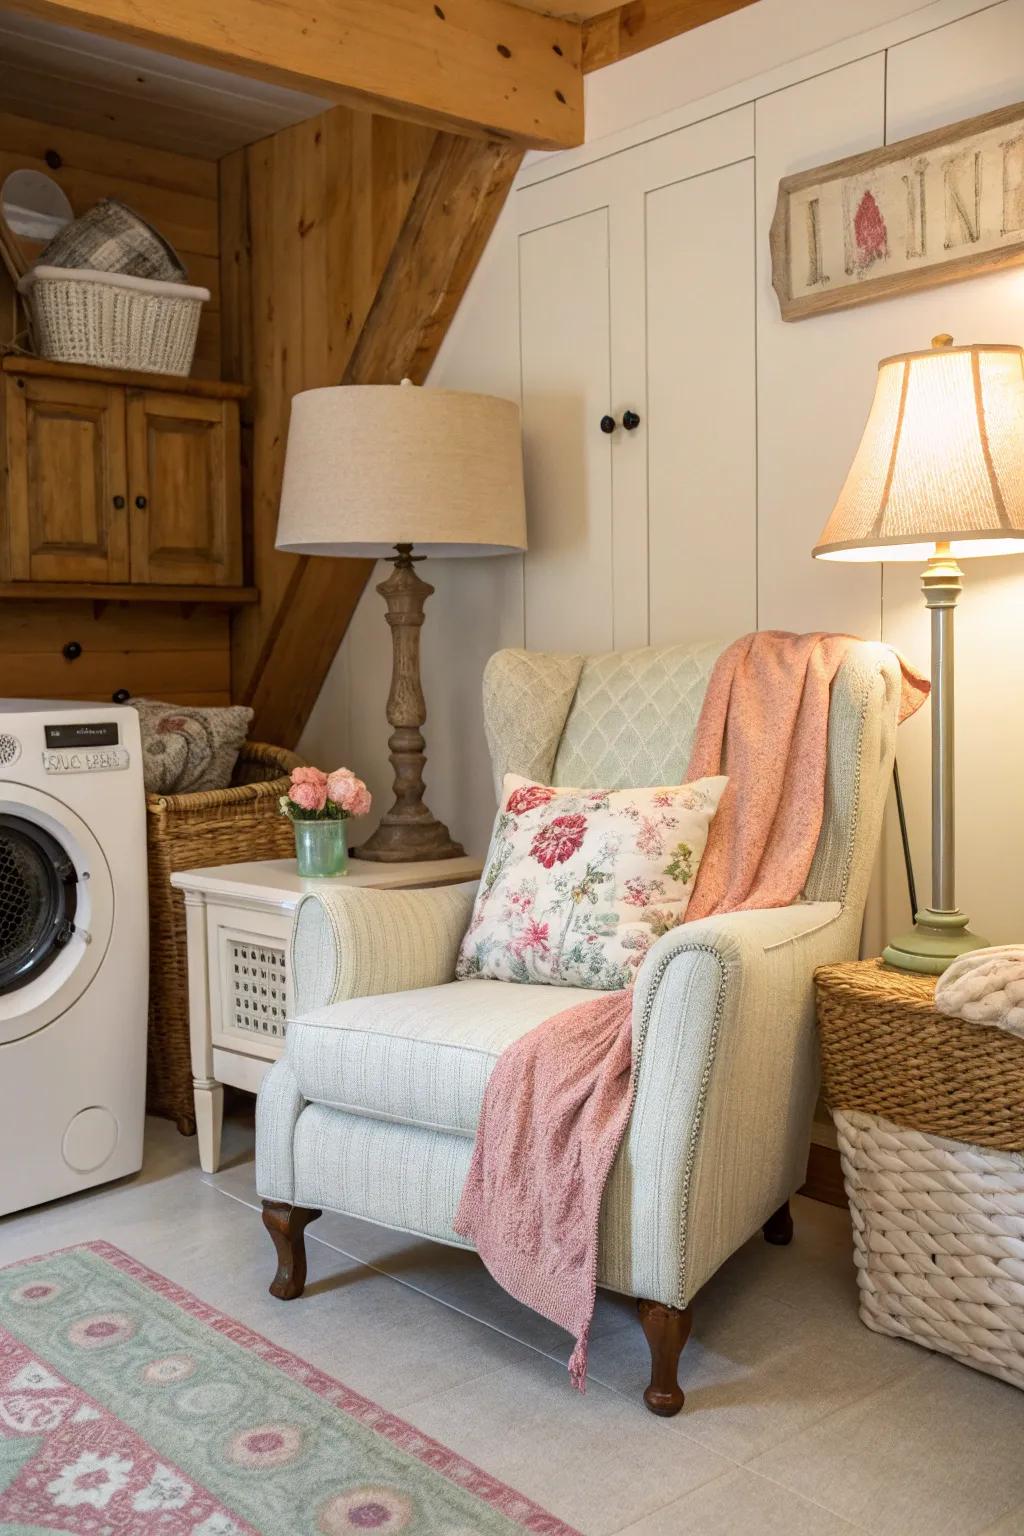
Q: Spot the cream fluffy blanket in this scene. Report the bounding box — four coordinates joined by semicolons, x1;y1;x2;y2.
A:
934;946;1024;1039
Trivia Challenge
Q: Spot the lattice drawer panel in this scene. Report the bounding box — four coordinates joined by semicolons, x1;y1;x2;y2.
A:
229;941;287;1039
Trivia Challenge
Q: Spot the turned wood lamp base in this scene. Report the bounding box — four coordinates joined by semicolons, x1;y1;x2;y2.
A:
352;543;465;863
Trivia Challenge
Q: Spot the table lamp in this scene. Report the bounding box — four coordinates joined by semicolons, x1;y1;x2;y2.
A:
276;380;527;862
813;334;1024;974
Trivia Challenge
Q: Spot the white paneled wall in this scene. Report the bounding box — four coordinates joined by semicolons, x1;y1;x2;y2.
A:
303;0;1024;953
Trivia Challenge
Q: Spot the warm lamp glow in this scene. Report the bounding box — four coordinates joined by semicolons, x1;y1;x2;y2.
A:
813;339;1024;561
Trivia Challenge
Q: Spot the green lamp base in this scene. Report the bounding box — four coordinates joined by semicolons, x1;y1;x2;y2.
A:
882;908;989;976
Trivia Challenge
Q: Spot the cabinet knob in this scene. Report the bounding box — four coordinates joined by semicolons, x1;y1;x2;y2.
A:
600;414;616;434
112;689;131;704
622;409;641;431
135;495;147;509
112;495;125;510
62;641;82;662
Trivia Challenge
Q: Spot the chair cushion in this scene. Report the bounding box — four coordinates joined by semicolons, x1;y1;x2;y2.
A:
285;978;603;1136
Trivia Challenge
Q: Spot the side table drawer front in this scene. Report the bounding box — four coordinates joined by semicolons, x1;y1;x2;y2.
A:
206;902;293;1059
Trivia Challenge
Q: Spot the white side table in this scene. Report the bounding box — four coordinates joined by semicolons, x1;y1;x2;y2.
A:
170;855;483;1172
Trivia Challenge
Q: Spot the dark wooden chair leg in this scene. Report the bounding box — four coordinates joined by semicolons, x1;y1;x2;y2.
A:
762;1199;794;1246
261;1200;321;1299
637;1299;692;1416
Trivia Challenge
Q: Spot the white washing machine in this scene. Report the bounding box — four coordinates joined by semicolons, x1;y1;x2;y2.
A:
0;701;148;1216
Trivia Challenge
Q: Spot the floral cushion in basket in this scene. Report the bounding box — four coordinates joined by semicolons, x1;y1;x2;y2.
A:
132;700;254;795
456;773;727;990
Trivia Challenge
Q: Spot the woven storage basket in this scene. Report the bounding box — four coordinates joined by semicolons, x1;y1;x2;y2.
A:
817;960;1024;1391
20;266;209;375
146;741;303;1132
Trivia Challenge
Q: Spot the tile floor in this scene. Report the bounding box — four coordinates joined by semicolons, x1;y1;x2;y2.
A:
3;1114;1023;1536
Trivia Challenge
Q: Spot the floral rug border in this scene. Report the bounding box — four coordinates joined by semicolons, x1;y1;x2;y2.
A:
1;1240;581;1536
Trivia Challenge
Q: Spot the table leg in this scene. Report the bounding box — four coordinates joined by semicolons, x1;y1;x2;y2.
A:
194;1078;224;1174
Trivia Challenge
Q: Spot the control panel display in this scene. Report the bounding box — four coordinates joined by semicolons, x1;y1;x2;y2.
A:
44;722;120;748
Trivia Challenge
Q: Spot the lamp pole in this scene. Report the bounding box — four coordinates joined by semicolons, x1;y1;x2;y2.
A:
882;542;986;972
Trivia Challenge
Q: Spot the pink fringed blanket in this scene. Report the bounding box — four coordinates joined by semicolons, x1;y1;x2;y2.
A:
454;632;929;1388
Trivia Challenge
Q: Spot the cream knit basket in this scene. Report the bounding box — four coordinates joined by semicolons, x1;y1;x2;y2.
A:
19;266;210;376
835;1107;1024;1391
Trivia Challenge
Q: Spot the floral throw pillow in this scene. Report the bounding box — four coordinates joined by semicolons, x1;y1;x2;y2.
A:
456;772;728;990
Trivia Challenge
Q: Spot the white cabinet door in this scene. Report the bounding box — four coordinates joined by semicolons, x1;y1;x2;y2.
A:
516;105;755;656
519;206;614;655
646;156;757;645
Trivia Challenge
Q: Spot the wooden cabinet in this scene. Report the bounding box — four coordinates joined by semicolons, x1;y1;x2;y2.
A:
4;373;128;584
126;391;241;586
1;358;245;592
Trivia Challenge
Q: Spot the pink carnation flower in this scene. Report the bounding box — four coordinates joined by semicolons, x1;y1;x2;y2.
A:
290;766;328;789
289;778;327;812
327;769;372;818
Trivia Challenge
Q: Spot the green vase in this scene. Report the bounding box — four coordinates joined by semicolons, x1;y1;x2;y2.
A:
293;818;348;878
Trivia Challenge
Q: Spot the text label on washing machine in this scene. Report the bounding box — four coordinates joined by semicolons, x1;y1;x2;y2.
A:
42;747;130;774
45;721;120;748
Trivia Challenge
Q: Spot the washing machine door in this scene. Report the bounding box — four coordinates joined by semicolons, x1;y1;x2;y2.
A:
0;786;114;1046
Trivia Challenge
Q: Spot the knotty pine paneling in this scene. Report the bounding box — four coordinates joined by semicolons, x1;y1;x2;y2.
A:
224;107;435;716
0;601;232;706
0;109;221;376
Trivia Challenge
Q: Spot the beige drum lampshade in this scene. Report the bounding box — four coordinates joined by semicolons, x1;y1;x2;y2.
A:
814;339;1024;563
275;380;527;558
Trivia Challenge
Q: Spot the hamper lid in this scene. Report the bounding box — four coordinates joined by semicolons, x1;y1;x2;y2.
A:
19;265;210;303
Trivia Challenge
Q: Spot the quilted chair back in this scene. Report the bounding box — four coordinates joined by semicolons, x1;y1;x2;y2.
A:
482;639;902;913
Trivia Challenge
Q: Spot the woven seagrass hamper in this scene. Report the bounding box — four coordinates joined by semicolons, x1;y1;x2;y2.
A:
146;741;302;1132
816;959;1024;1391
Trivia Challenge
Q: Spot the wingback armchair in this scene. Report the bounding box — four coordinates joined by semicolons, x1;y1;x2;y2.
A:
256;638;903;1414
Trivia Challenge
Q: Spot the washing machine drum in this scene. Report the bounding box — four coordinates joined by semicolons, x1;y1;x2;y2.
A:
0;814;78;995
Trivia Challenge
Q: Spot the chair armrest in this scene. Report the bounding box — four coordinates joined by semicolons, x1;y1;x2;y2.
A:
601;900;854;1309
632;900;847;1061
290;881;478;1014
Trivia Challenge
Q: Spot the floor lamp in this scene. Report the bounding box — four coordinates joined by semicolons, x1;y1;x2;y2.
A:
276;379;527;862
813;334;1024;973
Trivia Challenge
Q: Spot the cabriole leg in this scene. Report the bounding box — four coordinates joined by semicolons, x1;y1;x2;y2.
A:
261;1200;321;1299
637;1299;693;1416
762;1200;794;1246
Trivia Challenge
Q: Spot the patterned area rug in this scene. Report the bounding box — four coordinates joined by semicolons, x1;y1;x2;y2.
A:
0;1242;579;1535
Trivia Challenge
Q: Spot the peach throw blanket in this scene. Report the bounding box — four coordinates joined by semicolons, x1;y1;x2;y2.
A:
454;633;928;1388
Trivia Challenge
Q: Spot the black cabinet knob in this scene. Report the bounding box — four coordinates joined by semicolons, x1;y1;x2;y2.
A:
112;495;125;510
600;414;616;434
62;640;82;661
135;495;147;509
622;409;641;430
112;689;131;704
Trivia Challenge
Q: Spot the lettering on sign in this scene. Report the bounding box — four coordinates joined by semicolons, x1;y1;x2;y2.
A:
770;101;1024;320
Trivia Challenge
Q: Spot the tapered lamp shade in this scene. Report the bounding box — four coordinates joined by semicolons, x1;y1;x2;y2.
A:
814;340;1024;563
275;381;527;558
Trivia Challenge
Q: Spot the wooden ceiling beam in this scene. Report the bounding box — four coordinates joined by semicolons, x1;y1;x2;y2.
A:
4;0;582;149
582;0;759;73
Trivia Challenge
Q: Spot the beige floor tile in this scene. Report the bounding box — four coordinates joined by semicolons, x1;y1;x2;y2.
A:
749;1353;1024;1536
978;1502;1024;1535
584;1277;924;1463
612;1466;863;1534
403;1354;732;1536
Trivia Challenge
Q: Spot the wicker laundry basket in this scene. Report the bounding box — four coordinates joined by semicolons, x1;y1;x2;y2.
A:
146;741;303;1132
20;266;209;375
817;960;1024;1391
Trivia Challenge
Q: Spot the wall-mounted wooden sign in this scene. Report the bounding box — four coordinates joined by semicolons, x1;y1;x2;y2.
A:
770;100;1024;321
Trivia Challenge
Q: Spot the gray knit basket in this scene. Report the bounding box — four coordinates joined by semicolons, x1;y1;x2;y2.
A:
39;198;186;282
20;266;210;376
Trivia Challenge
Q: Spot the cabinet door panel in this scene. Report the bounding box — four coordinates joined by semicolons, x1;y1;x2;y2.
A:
519;207;614;655
5;376;128;582
127;391;241;586
646;157;757;646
